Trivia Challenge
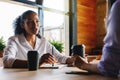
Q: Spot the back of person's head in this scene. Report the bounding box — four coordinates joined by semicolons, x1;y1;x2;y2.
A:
13;10;41;38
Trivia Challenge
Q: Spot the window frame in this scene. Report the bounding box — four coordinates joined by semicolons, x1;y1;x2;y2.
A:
0;0;76;55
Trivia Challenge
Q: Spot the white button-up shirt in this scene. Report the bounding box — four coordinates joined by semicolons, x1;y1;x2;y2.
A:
2;34;68;67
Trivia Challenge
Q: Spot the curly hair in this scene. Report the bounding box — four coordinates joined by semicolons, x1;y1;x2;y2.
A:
13;10;41;38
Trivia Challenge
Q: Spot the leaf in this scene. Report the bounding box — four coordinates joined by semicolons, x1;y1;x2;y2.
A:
49;40;64;53
0;37;6;51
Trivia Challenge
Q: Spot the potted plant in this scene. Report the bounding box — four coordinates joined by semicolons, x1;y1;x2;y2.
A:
49;40;64;53
0;37;6;57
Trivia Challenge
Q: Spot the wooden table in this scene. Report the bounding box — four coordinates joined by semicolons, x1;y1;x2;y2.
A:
0;66;119;80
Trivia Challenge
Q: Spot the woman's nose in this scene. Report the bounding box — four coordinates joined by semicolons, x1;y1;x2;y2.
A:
33;21;39;27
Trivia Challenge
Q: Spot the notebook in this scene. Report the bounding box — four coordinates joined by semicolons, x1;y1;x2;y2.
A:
39;63;67;69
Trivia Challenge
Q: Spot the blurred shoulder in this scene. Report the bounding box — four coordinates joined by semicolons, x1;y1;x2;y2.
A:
8;34;23;41
113;0;120;8
40;36;47;41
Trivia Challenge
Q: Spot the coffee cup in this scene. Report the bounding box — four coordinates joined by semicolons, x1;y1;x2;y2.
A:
71;44;85;58
27;50;39;71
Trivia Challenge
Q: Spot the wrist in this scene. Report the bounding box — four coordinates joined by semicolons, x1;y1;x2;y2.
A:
80;62;88;70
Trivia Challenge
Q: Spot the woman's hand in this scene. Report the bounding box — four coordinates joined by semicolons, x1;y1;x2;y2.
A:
74;56;100;73
74;56;87;69
66;56;76;66
39;53;57;66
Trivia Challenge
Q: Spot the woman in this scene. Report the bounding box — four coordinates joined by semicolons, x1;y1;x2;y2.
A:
74;0;120;77
2;10;74;68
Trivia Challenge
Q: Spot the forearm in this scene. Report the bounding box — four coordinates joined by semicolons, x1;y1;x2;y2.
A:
81;63;100;74
12;59;28;68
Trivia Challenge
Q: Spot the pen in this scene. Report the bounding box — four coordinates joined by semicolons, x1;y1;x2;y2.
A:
52;46;54;67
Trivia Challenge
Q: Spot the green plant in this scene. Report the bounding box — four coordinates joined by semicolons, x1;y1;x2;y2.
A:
49;40;64;53
0;37;6;51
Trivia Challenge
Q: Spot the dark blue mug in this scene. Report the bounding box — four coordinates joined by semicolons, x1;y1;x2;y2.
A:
27;50;39;71
71;44;85;58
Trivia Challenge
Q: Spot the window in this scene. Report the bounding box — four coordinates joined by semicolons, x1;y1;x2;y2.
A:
0;0;70;55
0;1;37;41
43;0;69;55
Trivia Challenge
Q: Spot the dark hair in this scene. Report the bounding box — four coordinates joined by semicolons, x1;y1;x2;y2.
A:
13;10;41;38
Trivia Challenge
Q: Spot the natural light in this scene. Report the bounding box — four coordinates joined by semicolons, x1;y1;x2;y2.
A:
0;2;37;42
0;0;66;44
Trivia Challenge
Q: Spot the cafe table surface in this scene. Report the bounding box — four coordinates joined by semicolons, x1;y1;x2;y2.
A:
0;66;119;80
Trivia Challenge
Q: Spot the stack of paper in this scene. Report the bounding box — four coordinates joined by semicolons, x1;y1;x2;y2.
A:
39;63;67;69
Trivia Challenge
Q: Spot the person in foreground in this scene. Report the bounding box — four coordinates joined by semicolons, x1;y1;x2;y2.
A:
2;10;74;68
74;0;120;77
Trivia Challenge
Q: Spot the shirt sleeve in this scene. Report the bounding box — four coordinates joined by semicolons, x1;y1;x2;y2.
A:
2;37;18;68
97;1;120;77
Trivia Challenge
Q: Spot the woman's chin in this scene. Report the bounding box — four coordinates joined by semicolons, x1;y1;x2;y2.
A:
32;31;39;35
